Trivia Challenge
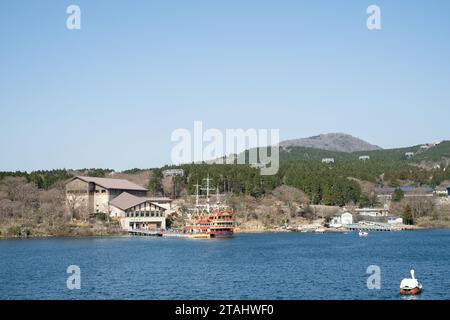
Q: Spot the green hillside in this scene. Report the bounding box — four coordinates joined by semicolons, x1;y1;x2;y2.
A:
280;141;450;164
1;141;449;208
411;141;450;162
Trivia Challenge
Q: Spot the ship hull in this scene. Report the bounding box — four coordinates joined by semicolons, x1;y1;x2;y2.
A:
211;232;233;238
187;233;211;239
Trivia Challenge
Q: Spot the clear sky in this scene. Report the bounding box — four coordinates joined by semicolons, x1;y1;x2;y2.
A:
1;0;450;171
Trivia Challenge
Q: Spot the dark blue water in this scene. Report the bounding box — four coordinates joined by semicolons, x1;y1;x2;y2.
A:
1;230;450;300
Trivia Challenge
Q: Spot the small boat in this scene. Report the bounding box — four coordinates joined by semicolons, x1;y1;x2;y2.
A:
400;269;423;295
315;227;326;233
358;230;368;237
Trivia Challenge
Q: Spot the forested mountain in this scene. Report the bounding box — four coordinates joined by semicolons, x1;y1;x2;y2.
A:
280;133;381;152
1;138;449;209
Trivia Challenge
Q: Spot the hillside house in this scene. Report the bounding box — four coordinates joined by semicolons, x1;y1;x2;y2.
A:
321;158;335;164
435;187;449;197
355;207;389;217
359;155;370;161
162;169;184;178
376;186;434;202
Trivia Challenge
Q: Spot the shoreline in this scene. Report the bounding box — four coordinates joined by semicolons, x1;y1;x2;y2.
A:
0;226;444;240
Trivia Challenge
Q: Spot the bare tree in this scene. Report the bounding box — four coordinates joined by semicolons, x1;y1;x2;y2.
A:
66;192;89;221
405;196;434;219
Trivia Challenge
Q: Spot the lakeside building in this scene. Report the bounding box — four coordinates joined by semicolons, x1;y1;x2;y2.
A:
330;212;353;225
65;176;172;231
388;217;403;224
109;192;167;230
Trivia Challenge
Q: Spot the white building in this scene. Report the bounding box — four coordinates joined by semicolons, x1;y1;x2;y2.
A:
109;192;167;231
355;207;389;217
322;158;335;164
387;217;403;224
405;152;415;158
434;187;449;197
162;169;184;177
359;155;370;161
331;212;353;226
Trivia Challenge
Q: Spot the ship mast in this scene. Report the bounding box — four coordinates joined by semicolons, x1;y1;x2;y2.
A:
202;174;214;212
193;181;201;207
216;186;220;205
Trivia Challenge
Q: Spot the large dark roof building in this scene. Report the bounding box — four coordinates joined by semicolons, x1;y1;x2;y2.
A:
65;176;171;231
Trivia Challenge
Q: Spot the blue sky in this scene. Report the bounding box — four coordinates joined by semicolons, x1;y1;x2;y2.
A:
1;0;450;171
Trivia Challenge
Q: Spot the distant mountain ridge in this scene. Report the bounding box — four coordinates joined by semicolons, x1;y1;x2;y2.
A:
280;133;382;153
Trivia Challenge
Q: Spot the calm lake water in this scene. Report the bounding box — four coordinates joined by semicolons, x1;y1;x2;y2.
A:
1;230;450;300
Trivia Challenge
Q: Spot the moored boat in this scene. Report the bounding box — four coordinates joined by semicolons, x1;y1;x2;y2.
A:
315;227;326;233
184;175;235;239
358;230;368;237
185;209;234;239
187;232;211;239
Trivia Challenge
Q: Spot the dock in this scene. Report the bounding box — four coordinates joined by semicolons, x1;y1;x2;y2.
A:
162;232;187;238
345;222;398;232
128;229;163;236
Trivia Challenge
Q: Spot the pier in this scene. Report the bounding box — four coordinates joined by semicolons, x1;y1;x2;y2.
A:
128;229;163;236
345;222;397;232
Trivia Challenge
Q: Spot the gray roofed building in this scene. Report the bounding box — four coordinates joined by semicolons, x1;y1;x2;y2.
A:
109;192;165;211
69;176;147;191
375;186;434;195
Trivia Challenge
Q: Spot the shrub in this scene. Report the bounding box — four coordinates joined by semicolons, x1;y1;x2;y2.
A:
7;225;21;237
96;212;108;221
